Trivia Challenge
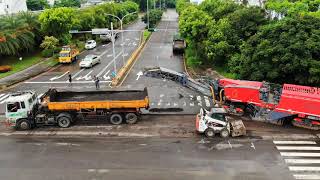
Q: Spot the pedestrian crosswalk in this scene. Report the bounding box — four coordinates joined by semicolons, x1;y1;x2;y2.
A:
0;94;9;104
274;140;320;180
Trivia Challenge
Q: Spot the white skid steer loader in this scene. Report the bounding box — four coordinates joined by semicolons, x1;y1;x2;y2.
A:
196;107;246;138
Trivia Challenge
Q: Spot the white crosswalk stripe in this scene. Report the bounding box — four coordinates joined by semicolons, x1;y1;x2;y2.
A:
0;94;9;104
274;140;320;179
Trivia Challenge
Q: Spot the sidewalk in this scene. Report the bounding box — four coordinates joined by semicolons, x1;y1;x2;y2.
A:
0;58;58;90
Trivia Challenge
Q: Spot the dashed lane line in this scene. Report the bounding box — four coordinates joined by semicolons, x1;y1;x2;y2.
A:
273;141;317;145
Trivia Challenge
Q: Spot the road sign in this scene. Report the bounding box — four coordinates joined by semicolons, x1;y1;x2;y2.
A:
92;28;110;34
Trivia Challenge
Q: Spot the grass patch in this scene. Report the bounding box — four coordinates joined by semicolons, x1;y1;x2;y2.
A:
214;65;237;79
0;52;44;79
143;30;151;41
45;57;59;67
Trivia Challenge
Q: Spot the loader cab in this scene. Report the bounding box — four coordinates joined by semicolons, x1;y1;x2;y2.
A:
5;91;37;127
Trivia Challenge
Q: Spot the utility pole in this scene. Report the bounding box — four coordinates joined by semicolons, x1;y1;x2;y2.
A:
147;0;150;29
111;22;116;75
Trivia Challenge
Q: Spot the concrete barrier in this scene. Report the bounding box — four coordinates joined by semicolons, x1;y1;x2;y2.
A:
111;32;151;87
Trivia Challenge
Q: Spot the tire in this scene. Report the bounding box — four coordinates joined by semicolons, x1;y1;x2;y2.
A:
17;119;31;130
90;63;93;68
57;115;72;128
204;128;215;138
110;113;123;125
125;113;138;124
220;129;230;138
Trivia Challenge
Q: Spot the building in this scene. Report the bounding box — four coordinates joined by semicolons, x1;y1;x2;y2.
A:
47;0;55;6
0;0;27;15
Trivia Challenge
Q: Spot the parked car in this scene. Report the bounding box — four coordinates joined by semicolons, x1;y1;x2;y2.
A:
85;40;97;49
100;31;119;42
79;54;101;68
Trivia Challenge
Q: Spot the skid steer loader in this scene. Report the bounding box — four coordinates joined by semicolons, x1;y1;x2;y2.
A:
196;107;246;138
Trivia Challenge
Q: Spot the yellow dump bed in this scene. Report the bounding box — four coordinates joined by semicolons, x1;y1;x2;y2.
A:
42;88;149;111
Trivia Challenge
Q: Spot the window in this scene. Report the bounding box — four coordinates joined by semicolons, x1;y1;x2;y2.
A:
20;102;25;109
210;113;225;121
7;102;21;113
28;98;33;105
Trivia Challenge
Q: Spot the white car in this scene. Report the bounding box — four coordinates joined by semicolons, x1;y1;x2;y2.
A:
85;40;97;49
79;54;101;68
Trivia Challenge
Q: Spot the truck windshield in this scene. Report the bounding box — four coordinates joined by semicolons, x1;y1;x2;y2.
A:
60;53;70;57
7;102;21;112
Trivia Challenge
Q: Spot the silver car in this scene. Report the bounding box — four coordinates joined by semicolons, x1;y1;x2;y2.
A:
79;54;101;68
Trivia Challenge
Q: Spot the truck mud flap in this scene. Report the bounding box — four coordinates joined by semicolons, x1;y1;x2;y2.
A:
230;120;246;137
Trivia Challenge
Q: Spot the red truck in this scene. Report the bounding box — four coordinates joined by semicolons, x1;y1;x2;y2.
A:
214;79;320;130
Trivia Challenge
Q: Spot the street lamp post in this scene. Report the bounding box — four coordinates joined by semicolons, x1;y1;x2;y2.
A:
105;12;137;66
147;0;150;29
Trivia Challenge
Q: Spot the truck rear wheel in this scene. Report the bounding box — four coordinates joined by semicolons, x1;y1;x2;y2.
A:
57;115;71;128
125;113;138;124
17;119;31;130
110;114;123;125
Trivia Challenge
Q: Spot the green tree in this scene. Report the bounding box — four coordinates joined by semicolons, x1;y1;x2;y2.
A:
265;0;320;17
231;15;320;85
0;14;36;56
26;0;49;11
40;36;59;50
54;0;81;7
39;7;80;41
142;9;163;28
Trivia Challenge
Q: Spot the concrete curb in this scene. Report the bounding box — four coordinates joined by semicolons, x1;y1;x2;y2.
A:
111;31;152;87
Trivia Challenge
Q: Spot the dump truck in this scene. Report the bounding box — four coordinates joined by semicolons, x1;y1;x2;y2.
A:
5;88;149;130
59;45;80;63
172;34;186;54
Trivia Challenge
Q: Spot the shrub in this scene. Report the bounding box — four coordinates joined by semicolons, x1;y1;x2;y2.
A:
0;65;12;73
41;49;54;58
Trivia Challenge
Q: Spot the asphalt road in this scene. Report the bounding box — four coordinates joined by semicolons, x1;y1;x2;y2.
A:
122;9;212;114
0;136;308;180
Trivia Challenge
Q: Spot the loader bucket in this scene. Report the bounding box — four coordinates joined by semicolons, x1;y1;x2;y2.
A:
230;120;246;137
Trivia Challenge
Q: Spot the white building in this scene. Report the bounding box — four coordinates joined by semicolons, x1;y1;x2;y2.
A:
0;0;27;15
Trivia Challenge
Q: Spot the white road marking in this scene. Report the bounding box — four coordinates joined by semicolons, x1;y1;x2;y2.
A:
251;142;256;150
293;174;320;179
173;103;178;106
166;102;170;106
160;94;164;98
190;102;194;106
289;166;320;171
280;152;320;157
50;71;69;81
126;38;130;41
107;54;112;57
96;51;122;77
277;146;320;150
0;94;5;98
183;102;186;106
122;53;128;57
102;70;110;80
228;141;232;149
97;169;109;173
273;141;317;145
204;96;210;107
24;81;111;84
71;69;85;79
151;103;154;106
285;159;320;164
0;94;9;103
76;70;93;81
136;71;143;80
197;96;201;101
